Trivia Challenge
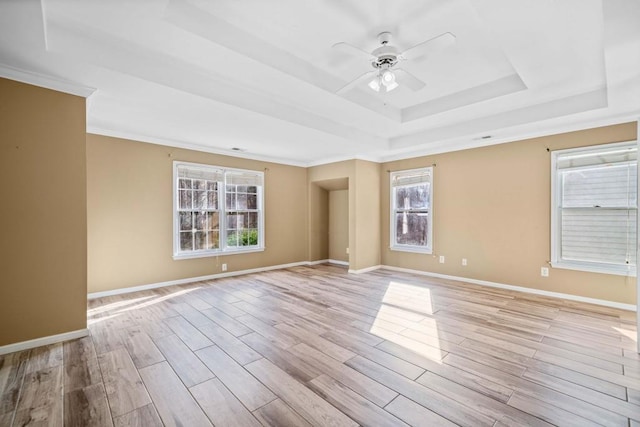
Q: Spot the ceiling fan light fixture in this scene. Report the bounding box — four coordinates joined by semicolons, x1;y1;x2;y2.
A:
381;69;395;84
385;79;399;91
368;69;398;93
368;77;381;92
380;69;398;92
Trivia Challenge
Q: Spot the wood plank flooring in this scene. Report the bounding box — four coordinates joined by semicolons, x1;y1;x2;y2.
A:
1;264;639;426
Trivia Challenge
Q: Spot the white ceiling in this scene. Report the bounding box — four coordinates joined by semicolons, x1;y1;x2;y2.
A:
1;0;639;166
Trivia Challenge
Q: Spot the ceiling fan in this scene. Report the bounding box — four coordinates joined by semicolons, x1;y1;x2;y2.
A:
334;31;456;94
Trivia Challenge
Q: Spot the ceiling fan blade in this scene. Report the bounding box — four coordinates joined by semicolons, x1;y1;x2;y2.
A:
395;69;426;91
332;42;376;62
336;70;377;94
399;32;456;61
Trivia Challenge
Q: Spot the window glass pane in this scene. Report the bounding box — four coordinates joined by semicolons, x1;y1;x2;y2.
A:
207;190;218;209
194;232;207;250
179;212;192;231
227;230;238;246
561;208;636;265
396;184;430;209
226;212;237;230
562;164;637;208
237;185;247;193
195;212;209;230
193;179;207;190
179;190;192;210
248;212;258;228
239;229;258;246
237;212;248;230
226;193;236;210
208;231;219;249
247;186;257;193
193;190;206;209
180;232;193;251
207;181;217;191
237;193;248;210
179;179;192;189
210;212;220;230
395;212;429;246
247;194;257;209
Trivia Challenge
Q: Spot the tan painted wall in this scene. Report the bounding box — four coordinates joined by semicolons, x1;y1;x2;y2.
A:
354;160;381;270
309;161;354;264
86;134;308;293
308;184;329;261
329;190;349;262
308;159;381;270
382;123;638;304
0;78;87;346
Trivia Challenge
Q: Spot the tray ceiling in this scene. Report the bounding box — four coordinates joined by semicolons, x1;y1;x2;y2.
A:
0;0;639;165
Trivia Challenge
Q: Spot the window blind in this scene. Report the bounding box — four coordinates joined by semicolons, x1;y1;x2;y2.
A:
391;170;431;187
226;171;263;186
177;164;223;182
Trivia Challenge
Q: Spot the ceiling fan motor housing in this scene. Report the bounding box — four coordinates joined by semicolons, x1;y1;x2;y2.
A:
371;50;399;69
371;32;399;69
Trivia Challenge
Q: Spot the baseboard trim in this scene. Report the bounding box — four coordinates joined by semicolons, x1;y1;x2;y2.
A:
87;260;634;311
88;261;314;299
381;265;637;312
0;329;89;356
349;265;383;274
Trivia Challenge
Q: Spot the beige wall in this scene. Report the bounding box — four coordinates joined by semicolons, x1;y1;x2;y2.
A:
354;160;381;270
2;76;634;349
329;190;349;262
382;123;638;304
308;161;354;265
308;160;381;270
0;78;87;346
308;183;329;261
86;134;308;293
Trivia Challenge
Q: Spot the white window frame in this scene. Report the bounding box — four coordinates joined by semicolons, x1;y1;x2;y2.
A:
173;161;265;260
551;141;637;276
390;167;434;254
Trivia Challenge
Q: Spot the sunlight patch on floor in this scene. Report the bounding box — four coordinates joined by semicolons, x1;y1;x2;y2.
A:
613;326;637;342
369;281;445;363
87;295;155;316
88;287;201;326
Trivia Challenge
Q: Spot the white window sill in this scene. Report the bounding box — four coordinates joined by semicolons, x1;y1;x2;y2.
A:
390;246;433;255
173;247;265;260
550;261;636;277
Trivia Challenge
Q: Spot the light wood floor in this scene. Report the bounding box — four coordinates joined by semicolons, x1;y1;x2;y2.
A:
1;264;639;426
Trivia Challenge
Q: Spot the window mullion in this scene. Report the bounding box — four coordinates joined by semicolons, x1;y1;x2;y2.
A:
220;174;227;252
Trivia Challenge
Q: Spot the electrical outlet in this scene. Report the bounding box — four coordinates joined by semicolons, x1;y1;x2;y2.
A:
439;255;445;264
541;267;549;277
462;258;467;266
222;263;228;272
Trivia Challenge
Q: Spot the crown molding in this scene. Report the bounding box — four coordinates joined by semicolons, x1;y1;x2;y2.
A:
0;63;95;98
379;113;640;163
87;126;309;168
89;113;640;169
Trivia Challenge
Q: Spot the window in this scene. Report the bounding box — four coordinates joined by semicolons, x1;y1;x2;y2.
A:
551;142;637;276
390;167;433;253
174;162;264;259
